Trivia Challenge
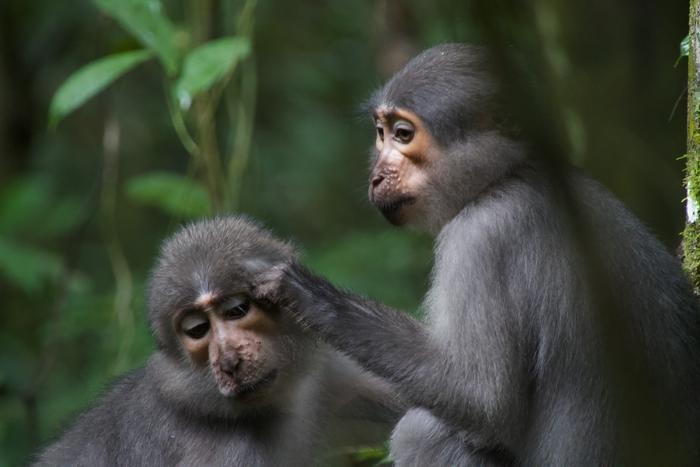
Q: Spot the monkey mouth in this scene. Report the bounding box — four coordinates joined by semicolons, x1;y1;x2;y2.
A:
215;369;278;399
234;370;278;398
373;196;416;223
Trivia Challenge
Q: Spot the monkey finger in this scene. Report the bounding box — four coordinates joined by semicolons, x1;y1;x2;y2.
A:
251;263;290;303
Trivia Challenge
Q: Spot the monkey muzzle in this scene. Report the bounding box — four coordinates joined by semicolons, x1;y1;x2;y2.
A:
212;359;277;399
372;195;416;225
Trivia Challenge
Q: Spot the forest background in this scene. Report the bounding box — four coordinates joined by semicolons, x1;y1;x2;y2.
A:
0;0;690;464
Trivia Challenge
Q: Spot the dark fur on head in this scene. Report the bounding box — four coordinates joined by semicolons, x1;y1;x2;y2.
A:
367;43;498;145
148;216;295;357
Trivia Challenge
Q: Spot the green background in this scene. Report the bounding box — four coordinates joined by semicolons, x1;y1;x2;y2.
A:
0;0;689;464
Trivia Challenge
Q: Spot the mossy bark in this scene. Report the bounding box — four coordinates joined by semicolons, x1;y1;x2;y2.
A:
683;0;700;290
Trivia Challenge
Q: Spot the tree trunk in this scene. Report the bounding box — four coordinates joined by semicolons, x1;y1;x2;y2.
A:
683;0;700;290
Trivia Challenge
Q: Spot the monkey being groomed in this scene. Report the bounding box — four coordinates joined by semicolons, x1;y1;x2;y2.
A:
33;217;398;467
254;44;700;466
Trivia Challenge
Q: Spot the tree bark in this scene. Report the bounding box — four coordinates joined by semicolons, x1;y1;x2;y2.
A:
683;0;700;290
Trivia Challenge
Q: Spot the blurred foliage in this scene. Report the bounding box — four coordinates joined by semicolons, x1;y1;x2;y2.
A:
125;172;212;218
0;0;690;465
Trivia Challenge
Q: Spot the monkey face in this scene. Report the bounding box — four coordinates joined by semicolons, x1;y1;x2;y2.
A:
369;106;437;226
173;291;298;402
148;217;304;410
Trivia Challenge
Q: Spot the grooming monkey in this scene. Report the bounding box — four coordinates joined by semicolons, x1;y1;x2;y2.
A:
254;44;700;466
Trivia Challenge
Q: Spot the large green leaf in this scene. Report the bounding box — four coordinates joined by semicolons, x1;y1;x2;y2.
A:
0;236;62;293
94;0;180;75
49;50;154;128
174;36;251;109
125;172;212;218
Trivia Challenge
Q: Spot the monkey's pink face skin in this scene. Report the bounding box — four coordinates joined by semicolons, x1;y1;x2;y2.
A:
175;294;283;401
208;325;278;399
370;106;436;225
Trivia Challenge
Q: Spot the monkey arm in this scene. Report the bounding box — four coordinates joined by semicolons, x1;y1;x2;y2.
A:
258;260;430;380
326;352;405;424
256;247;530;443
320;350;406;446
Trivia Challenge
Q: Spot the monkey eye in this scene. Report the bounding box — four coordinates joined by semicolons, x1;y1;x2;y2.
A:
375;126;384;141
220;295;251;320
393;123;414;144
180;312;210;340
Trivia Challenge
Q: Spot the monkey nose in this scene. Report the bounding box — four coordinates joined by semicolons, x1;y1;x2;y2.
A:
371;174;385;188
219;356;240;377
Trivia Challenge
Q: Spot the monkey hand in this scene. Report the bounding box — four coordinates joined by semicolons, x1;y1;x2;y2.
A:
251;261;293;308
252;261;344;331
252;263;286;299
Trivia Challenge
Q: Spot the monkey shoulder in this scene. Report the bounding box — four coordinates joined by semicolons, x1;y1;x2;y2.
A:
435;167;567;283
428;168;606;335
447;166;562;241
32;366;159;466
34;360;248;466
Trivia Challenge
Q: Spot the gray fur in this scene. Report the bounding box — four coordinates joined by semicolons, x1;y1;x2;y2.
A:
33;216;398;467
256;45;700;466
367;43;498;144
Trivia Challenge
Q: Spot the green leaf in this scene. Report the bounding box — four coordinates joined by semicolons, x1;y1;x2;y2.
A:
49;50;154;128
681;34;690;58
94;0;180;75
174;36;251;109
125;172;212;218
0;236;62;293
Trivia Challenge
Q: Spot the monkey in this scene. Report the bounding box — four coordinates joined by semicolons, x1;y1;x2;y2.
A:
33;216;399;467
252;43;700;466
